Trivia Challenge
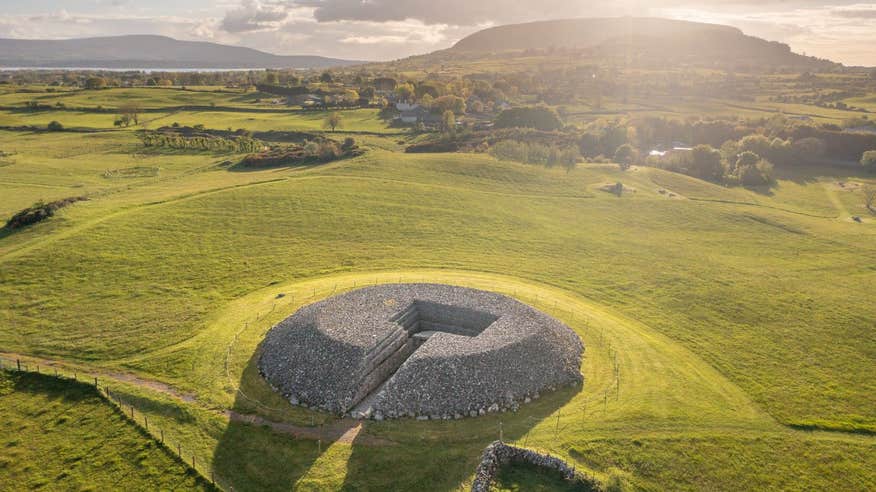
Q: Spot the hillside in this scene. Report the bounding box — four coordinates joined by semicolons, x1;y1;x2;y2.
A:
450;17;839;70
0;83;875;490
0;35;361;69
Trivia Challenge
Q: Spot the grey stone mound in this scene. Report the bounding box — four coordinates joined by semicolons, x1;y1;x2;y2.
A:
259;283;583;419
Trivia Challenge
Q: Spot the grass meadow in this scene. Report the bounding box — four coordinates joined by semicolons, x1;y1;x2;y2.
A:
0;370;211;491
0;87;875;490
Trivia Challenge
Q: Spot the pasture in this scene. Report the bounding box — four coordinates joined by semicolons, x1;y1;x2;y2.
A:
0;370;212;490
1;86;875;490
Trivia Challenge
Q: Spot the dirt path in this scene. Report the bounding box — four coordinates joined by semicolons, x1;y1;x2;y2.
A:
0;351;390;447
225;412;389;446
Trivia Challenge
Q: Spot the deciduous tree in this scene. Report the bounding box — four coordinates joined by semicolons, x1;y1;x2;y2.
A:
324;112;343;132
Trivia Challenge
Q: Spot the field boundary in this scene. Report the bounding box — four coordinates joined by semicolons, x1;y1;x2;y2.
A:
0;355;225;491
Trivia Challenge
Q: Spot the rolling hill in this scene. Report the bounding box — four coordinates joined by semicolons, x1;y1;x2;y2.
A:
450;17;839;69
0;35;361;69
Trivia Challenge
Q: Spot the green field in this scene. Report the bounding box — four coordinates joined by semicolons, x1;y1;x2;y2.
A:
0;370;211;491
1;87;875;490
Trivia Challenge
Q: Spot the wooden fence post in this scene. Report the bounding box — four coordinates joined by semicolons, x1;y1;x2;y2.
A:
144;416;148;431
94;377;98;388
16;359;21;371
160;429;164;443
177;443;181;457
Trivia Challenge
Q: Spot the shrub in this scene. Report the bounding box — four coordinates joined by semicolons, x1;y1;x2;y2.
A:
47;121;64;131
317;141;341;161
5;197;87;230
303;141;319;156
614;144;638;171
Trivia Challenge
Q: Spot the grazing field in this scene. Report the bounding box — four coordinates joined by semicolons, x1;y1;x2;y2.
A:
1;86;875;490
0;370;211;491
0;87;255;110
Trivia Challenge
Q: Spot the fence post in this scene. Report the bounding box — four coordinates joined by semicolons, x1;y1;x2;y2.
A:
16;359;21;371
192;455;196;469
36;364;39;373
94;377;98;388
144;416;148;431
131;406;134;418
160;429;164;443
177;443;181;457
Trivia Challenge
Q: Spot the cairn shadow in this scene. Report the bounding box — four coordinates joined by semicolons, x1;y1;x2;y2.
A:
210;344;365;491
339;386;577;491
212;340;576;491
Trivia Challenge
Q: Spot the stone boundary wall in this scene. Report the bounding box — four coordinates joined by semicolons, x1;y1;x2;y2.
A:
471;440;600;492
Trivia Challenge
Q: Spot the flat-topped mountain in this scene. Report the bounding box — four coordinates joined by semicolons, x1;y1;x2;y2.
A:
0;35;361;69
451;17;839;69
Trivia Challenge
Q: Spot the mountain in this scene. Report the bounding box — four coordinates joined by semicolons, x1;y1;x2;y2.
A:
451;17;839;69
0;35;362;69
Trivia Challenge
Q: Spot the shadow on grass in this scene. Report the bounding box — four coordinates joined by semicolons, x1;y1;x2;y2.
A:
212;343;576;491
226;152;362;173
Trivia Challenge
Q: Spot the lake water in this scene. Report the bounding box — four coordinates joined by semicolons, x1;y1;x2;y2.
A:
0;67;271;72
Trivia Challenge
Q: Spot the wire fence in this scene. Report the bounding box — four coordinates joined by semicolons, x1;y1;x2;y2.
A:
0;355;229;491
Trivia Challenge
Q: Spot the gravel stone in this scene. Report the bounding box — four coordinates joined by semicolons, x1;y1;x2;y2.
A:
259;283;583;418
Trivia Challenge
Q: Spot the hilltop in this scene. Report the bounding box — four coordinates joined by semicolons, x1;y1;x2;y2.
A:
0;35;361;69
442;17;839;70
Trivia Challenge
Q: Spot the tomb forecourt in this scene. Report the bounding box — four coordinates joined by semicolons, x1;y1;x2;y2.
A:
259;283;584;420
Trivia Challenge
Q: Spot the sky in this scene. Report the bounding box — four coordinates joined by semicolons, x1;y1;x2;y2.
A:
0;1;874;66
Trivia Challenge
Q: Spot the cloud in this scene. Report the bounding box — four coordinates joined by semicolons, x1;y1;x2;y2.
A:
2;1;876;65
831;4;876;18
297;0;597;25
221;0;290;33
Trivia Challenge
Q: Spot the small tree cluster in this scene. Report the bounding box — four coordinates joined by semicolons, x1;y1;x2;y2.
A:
494;106;563;131
5;197;87;230
140;133;263;153
489;139;579;170
114;104;141;127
